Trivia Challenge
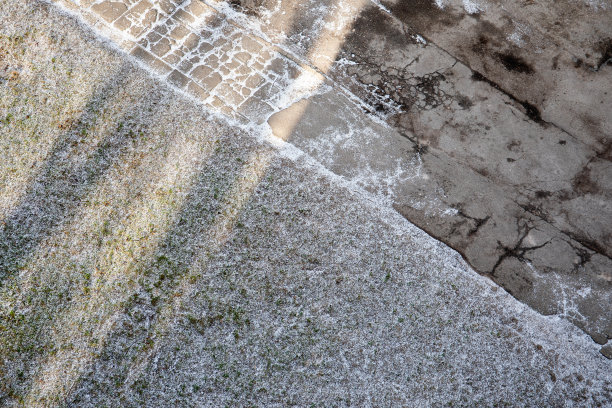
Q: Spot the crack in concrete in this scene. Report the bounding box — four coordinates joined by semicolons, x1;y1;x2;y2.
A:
490;222;552;276
516;198;612;263
374;5;596;148
563;231;612;263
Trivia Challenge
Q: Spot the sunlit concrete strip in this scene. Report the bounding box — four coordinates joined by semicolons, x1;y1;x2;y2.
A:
307;0;369;74
21;113;220;406
265;0;369;142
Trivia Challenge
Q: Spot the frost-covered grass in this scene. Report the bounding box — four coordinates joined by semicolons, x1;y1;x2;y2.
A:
0;1;610;407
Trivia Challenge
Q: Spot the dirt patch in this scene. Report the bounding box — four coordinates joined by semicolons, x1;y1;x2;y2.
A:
572;166;600;195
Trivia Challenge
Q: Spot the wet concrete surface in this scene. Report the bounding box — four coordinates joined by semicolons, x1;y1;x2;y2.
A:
49;0;611;354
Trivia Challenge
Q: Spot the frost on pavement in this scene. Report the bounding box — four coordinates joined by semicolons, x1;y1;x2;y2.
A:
0;0;611;407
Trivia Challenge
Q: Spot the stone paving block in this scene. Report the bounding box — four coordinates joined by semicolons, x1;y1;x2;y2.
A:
150;37;171;57
223;88;245;107
181;32;201;51
186;79;210;100
197;41;213;54
244;73;265;89
178;55;200;73
153;22;169;35
205;12;224;29
229;81;243;93
91;1;128;23
250;59;265;71
235;64;251;77
221;23;238;38
162;52;182;65
266;57;300;80
216;39;235;57
234;51;251;64
255;48;273;63
190;64;213;79
128;0;152;15
183;0;212;18
202;54;219;69
169;23;190;41
251;81;282;104
200;71;223;91
172;8;195;25
157;0;180;14
218;65;231;76
129;7;159;37
241;35;263;54
130;45;172;74
210;95;236;116
191;65;222;91
238;96;276;124
199;28;213;40
224;58;242;71
167;69;190;89
240;86;252;98
113;15;132;31
138;29;161;48
233;75;249;86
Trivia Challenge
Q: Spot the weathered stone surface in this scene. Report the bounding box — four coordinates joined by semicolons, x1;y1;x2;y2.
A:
130;45;172;74
90;1;127;22
167;68;190;88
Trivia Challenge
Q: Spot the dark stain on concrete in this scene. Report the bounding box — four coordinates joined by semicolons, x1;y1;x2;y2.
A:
596;38;612;70
471;71;543;124
347;6;418;52
496;52;534;74
535;190;552;199
572;166;600;195
385;0;459;30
